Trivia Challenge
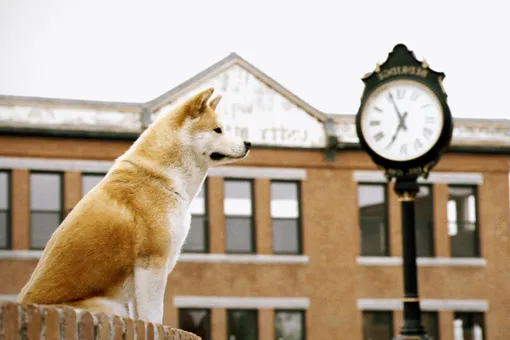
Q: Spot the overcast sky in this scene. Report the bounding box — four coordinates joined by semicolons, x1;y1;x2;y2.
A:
0;0;508;119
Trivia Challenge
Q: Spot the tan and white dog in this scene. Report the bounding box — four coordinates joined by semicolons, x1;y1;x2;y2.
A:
18;88;251;324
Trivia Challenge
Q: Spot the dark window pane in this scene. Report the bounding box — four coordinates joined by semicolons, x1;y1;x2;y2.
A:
0;211;7;249
228;310;258;340
178;309;210;340
422;311;439;340
358;184;388;256
275;310;304;340
82;174;104;197
30;173;61;211
225;217;253;253
415;185;434;257
272;219;299;254
183;216;206;252
31;212;60;249
448;186;479;257
453;312;485;340
0;172;8;210
363;311;393;340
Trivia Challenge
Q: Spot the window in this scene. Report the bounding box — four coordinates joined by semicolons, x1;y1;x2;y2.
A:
0;171;10;249
362;311;393;340
453;312;485;340
271;181;302;254
178;309;211;340
227;309;258;340
447;185;479;257
358;184;389;256
415;185;434;257
224;179;254;254
82;173;105;197
275;310;305;340
30;173;63;249
183;181;208;253
422;311;439;340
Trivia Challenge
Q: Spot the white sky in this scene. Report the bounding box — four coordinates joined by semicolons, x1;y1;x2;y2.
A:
0;0;509;119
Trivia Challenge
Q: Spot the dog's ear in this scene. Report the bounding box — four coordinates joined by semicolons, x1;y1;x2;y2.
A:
209;95;222;111
187;88;214;118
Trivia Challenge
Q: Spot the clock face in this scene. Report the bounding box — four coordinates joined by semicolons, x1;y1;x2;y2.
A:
360;79;444;162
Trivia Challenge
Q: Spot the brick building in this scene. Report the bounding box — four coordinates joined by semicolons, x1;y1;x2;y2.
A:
0;53;509;340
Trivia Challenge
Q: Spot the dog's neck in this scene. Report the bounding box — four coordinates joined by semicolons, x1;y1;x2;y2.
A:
118;128;208;206
166;148;209;203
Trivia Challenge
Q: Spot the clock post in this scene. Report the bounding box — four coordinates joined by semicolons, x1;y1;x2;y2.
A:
355;44;453;340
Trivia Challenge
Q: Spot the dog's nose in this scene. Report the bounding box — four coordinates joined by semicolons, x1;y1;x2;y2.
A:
244;141;251;150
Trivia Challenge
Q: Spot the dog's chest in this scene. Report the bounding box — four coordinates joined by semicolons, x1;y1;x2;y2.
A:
166;208;191;251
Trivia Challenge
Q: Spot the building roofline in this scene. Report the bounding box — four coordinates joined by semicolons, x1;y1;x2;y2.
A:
0;94;143;111
143;52;327;122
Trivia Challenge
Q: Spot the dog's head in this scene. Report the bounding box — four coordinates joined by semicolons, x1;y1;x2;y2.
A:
173;87;251;166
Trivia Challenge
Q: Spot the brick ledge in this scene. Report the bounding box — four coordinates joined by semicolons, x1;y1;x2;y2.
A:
0;301;201;339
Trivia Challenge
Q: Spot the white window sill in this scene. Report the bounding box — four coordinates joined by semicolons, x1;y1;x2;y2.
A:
357;298;488;312
174;296;310;309
357;256;487;267
179;253;309;264
0;250;309;264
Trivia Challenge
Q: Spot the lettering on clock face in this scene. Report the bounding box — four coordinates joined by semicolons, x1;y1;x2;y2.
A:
360;79;444;162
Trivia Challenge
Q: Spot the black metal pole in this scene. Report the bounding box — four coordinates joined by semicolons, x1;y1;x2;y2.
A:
393;178;431;340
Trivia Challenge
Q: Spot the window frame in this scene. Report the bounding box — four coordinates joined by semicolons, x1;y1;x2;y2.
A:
270;180;303;255
177;308;211;340
447;184;481;258
226;308;259;340
0;170;11;250
362;310;394;340
29;171;64;250
274;309;306;340
415;183;435;258
183;178;210;254
223;178;256;254
358;182;390;257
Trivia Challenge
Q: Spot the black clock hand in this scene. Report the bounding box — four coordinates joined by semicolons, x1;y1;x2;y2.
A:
388;93;408;131
386;111;408;149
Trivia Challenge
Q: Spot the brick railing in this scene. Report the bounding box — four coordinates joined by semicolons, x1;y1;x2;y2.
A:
0;301;201;339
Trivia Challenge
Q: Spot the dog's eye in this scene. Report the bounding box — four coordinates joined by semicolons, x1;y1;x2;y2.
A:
213;128;222;134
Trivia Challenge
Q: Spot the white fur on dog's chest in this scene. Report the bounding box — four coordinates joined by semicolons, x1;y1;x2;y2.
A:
165;208;191;273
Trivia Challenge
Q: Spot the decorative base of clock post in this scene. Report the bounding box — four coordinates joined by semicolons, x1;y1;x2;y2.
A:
394;177;430;339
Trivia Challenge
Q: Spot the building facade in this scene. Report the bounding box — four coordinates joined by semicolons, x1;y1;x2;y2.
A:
0;53;509;340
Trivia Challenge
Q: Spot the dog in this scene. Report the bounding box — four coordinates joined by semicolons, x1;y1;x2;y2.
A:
18;87;251;325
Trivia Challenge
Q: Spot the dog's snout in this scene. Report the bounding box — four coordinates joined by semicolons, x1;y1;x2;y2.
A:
244;141;251;150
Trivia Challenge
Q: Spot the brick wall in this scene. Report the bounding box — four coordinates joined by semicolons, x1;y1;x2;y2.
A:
0;301;201;340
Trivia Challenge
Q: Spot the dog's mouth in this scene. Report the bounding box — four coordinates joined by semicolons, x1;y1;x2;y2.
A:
210;152;227;161
210;152;247;161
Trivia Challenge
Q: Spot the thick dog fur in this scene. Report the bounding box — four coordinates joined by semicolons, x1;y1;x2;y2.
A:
17;88;251;324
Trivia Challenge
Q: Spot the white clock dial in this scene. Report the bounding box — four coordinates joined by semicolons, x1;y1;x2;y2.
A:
360;79;444;162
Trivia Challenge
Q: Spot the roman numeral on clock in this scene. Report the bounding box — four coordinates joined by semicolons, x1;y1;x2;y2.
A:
400;144;407;155
423;127;433;139
414;138;423;150
374;131;384;142
425;116;435;124
410;91;420;101
396;88;406;100
370;120;381;126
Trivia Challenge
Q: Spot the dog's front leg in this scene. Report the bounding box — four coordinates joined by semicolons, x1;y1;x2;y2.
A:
134;260;168;325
